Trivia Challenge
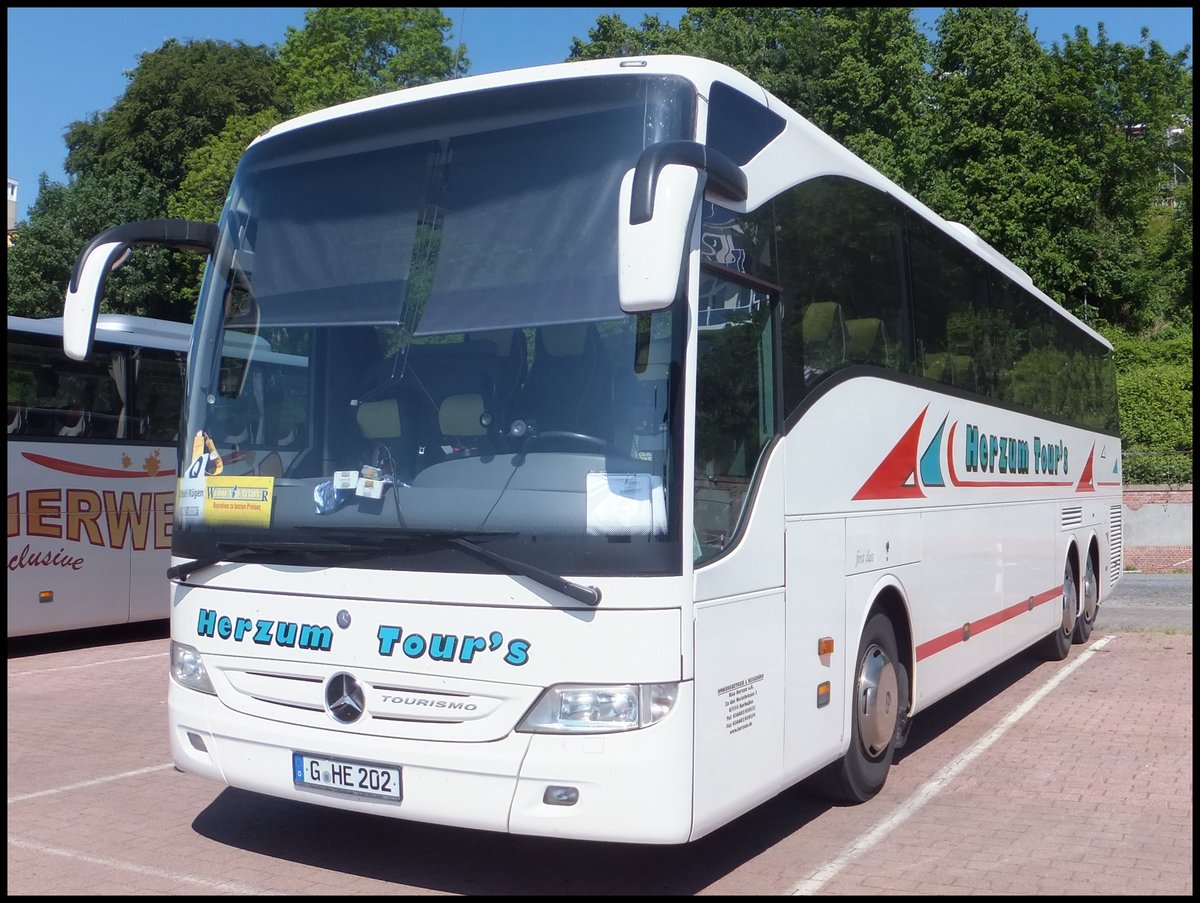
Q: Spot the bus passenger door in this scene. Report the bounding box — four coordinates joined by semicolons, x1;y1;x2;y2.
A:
690;274;788;838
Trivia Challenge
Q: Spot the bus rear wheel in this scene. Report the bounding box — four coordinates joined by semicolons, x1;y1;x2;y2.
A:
816;612;908;804
1073;553;1098;644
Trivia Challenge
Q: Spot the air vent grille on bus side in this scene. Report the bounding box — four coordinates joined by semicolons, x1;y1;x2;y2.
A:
1061;506;1083;529
1109;505;1124;584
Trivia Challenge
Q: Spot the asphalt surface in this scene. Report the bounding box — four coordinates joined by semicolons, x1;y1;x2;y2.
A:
1097;572;1192;632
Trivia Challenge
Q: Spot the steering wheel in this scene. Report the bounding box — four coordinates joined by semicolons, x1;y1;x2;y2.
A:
524;430;612;452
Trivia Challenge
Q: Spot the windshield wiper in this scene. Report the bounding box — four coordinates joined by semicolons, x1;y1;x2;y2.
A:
299;527;602;605
201;528;603;607
167;540;357;581
447;537;601;607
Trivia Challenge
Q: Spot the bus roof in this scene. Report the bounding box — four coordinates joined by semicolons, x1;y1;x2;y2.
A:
248;54;1110;351
8;313;193;353
8;314;308;367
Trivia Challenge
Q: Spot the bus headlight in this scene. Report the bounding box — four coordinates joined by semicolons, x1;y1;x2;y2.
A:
517;682;679;734
170;640;216;695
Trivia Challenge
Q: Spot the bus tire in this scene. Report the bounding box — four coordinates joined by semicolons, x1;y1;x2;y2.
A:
1040;558;1076;661
816;612;908;804
1073;552;1098;644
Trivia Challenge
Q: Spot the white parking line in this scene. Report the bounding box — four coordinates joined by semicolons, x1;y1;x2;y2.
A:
7;837;281;895
9;651;168;676
788;635;1115;896
8;763;175;804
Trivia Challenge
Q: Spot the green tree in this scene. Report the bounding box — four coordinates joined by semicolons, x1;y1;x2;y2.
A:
923;10;1075;276
1044;24;1193;330
1104;325;1193;483
276;7;465;115
169;109;285;223
792;8;931;188
64;39;282;208
1156;177;1192;325
567;11;686;59
11;39;282;322
7;168;171;318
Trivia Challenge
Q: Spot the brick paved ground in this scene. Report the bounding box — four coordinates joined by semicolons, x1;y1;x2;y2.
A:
779;632;1193;896
7;625;1192;895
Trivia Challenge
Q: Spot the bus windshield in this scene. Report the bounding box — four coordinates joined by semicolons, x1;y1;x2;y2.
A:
176;74;696;578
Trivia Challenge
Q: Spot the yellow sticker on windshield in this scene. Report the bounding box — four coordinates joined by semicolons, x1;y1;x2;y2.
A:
201;476;274;528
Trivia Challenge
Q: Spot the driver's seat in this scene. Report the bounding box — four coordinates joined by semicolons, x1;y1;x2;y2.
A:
436;393;489;459
510;323;606;436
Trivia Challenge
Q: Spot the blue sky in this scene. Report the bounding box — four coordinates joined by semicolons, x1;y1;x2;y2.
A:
7;7;1194;223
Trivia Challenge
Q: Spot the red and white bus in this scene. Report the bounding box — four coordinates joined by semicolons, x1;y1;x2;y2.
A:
7;314;188;636
61;55;1122;843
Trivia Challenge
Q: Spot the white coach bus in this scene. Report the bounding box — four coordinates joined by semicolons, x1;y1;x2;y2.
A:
7;314;188;637
60;55;1122;843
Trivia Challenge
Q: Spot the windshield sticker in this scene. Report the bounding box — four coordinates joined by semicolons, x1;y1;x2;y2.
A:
585;472;666;535
177;430;273;527
201;476;274;527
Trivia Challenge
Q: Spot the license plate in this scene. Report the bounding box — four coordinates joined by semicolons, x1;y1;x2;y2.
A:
292;752;403;802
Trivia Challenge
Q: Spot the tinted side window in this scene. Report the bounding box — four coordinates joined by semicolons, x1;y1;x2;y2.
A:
694;270;777;562
7;336;128;440
133;348;185;443
773;176;912;417
908;215;990;393
993;274;1118;431
706;81;786;165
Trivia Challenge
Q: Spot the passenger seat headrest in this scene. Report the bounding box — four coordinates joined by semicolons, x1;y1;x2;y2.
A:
540;324;590;357
438;394;486;436
356;399;403;439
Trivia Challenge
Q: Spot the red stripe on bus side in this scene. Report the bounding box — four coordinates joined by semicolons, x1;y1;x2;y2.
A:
21;451;176;478
915;585;1061;661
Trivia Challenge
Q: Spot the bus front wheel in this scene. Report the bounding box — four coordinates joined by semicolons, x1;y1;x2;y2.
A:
816;612;908;804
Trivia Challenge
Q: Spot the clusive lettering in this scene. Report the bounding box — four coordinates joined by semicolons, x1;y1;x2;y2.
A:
8;543;85;571
377;625;530;667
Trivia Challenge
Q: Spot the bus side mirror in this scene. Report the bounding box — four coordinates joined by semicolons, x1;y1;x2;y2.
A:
617;140;747;314
617;165;702;313
64;241;131;361
63;219;218;361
